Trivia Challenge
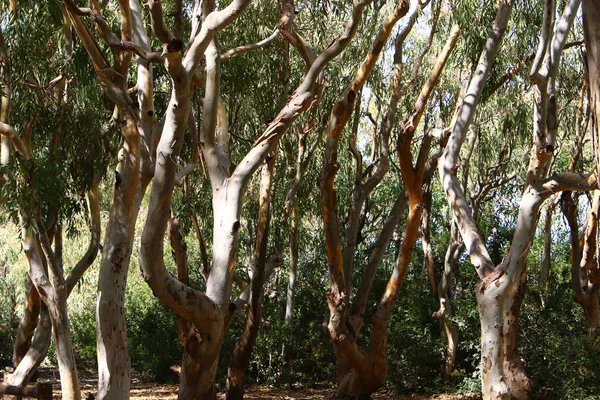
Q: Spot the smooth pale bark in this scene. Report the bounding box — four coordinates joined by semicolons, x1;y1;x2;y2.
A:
63;2;157;397
226;147;277;400
94;1;142;395
12;277;40;367
18;216;81;400
6;308;51;390
62;3;145;397
0;26;10;166
438;1;588;398
95;118;140;400
438;225;461;379
139;42;223;400
8;182;100;391
0;66;109;400
438;2;514;397
540;202;554;288
180;0;362;378
285;201;299;325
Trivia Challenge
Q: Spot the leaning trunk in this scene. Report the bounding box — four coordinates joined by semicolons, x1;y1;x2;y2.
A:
12;276;40;366
7;308;51;389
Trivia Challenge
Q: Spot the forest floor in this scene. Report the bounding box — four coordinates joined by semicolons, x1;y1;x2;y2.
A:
2;368;480;399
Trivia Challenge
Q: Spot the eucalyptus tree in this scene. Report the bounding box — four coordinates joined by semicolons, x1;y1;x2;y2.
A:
583;0;600;178
318;1;465;395
64;0;387;398
0;3;106;398
438;0;597;398
559;74;600;344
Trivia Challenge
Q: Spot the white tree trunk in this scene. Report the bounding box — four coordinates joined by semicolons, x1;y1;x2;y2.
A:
6;308;51;389
49;293;81;400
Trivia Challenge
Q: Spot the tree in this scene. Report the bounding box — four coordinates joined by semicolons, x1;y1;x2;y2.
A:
438;0;595;397
319;1;462;395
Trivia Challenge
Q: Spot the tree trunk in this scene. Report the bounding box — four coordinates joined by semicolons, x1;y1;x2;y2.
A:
285;201;298;326
95;117;141;400
226;147;277;400
6;307;51;391
583;0;600;179
575;290;600;344
433;222;462;380
563;191;600;345
12;276;40;366
173;187;242;400
48;292;81;400
478;271;529;400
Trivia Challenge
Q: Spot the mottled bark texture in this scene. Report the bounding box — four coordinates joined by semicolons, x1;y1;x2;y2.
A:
438;0;590;398
136;0;371;397
320;3;461;396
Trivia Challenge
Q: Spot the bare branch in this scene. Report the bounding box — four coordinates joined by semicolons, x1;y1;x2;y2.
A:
0;122;28;158
147;0;175;44
438;1;514;280
220;28;279;62
183;0;253;74
66;180;101;294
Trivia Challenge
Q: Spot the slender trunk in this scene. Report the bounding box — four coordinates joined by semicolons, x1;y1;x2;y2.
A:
0;25;10;166
441;316;458;380
431;211;462;379
12;276;40;366
438;229;462;380
96;117;141;400
563;191;600;345
540;203;554;288
226;148;277;400
6;307;51;389
49;292;81;400
20;217;81;400
285;201;299;325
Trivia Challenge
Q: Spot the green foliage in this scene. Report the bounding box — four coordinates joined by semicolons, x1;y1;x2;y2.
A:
69;302;98;370
1;0;599;399
0;246;20;367
125;283;181;382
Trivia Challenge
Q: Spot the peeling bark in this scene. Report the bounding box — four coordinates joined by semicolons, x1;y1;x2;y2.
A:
437;0;590;398
563;191;600;345
320;7;458;395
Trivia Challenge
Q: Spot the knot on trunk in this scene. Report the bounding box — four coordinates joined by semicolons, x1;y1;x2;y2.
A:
111;245;126;273
231;220;241;234
164;39;183;54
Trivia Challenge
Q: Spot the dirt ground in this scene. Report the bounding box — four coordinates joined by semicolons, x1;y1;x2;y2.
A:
2;368;480;399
